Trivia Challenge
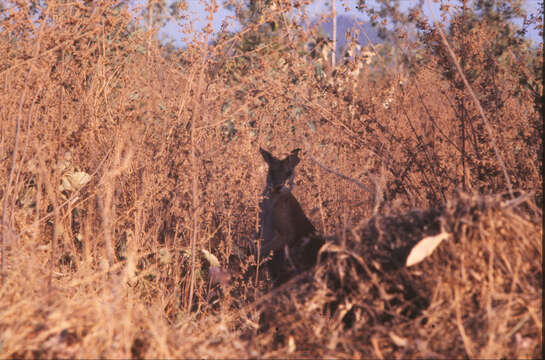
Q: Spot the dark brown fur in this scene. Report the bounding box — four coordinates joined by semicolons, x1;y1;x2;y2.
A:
259;148;323;284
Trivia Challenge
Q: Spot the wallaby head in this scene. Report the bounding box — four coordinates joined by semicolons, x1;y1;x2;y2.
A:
260;148;301;194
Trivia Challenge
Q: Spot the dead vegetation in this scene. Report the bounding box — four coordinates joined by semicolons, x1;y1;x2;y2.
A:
0;1;542;358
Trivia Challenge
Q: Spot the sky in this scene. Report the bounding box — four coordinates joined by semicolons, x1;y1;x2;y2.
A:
158;0;543;47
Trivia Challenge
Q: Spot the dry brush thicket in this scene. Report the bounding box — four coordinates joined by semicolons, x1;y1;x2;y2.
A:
0;1;542;358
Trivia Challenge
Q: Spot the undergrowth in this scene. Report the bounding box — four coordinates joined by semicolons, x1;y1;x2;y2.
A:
0;1;542;358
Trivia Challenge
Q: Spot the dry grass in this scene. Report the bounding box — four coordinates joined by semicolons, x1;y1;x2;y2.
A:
0;1;542;358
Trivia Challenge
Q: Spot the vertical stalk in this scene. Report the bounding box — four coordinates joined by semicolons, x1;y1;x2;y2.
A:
427;0;514;199
188;91;199;313
331;0;336;67
187;31;210;313
1;85;24;286
147;0;154;62
1;9;45;284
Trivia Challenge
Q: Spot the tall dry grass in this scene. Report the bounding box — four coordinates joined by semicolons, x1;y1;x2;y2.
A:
0;1;542;358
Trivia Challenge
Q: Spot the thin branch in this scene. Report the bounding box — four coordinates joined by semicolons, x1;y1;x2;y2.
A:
1;12;46;284
426;0;514;199
331;0;336;67
305;151;373;195
187;30;211;315
1;79;25;285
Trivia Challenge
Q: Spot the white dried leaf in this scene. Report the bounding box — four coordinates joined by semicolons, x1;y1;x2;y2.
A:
59;176;73;192
159;248;172;265
201;249;220;267
389;332;408;347
60;171;91;192
288;335;296;353
406;232;450;267
68;171;91;189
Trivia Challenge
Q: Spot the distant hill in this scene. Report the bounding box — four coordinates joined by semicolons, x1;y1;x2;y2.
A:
313;14;380;55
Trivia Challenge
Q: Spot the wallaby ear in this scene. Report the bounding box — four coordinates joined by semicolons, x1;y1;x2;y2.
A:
287;148;301;167
260;148;274;163
290;148;301;157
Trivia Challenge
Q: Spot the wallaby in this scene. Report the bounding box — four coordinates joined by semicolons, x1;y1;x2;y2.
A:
259;148;322;284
